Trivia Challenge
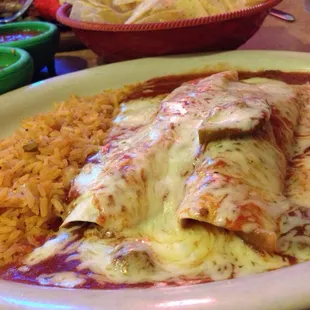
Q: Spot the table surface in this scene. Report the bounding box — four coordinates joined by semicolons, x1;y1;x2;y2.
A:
49;0;309;77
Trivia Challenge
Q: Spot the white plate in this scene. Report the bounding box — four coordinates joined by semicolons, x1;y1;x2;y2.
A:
1;50;310;310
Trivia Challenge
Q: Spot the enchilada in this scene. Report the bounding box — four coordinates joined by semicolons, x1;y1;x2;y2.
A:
1;70;310;289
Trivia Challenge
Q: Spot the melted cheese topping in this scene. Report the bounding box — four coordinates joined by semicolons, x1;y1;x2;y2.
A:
253;79;300;158
286;85;310;207
21;74;310;288
277;86;310;260
177;78;300;251
66;71;294;238
64;96;166;230
178;135;287;229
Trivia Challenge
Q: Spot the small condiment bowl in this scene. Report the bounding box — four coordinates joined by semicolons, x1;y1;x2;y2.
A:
0;46;33;94
0;21;60;76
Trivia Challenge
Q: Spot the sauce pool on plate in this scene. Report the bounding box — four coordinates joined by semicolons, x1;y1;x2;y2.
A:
0;30;42;43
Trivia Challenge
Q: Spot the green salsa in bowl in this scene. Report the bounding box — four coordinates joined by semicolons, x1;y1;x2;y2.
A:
0;46;33;94
0;21;60;75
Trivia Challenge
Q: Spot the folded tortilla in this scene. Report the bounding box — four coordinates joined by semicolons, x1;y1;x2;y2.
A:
63;96;167;231
177;79;301;252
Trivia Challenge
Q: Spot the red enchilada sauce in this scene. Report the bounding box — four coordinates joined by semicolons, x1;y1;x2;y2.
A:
0;30;42;43
0;70;309;289
127;70;310;101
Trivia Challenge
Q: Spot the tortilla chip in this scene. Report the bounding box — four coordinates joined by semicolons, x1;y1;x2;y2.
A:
125;0;208;24
134;10;187;23
112;0;142;12
200;0;230;14
244;0;266;6
222;0;263;11
70;0;132;23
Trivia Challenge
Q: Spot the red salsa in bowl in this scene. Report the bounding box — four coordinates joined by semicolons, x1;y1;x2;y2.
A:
0;21;60;74
0;30;42;43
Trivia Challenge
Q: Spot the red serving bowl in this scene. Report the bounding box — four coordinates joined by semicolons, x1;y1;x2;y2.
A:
57;0;282;63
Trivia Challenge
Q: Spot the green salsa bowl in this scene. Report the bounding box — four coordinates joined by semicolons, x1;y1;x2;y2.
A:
0;21;60;76
0;46;34;94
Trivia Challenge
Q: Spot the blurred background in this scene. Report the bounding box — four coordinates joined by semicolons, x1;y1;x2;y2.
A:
0;0;308;83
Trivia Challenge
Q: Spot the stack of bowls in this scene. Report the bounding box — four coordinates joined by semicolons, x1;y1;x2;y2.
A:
0;21;60;94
